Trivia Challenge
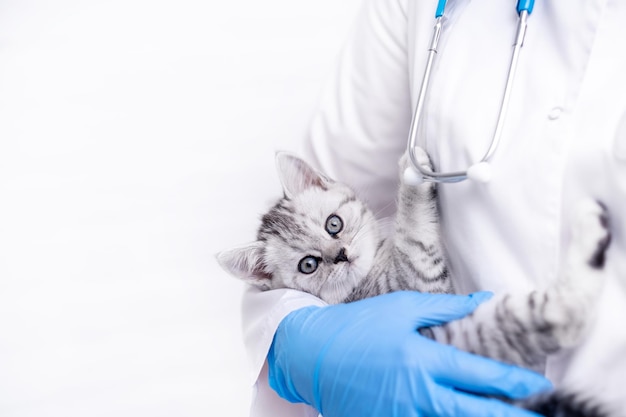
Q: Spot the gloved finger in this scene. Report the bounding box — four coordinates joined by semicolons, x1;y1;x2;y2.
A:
407;291;494;328
430;384;544;417
432;343;552;399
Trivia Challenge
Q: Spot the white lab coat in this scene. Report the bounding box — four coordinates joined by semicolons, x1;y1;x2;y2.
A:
242;0;626;415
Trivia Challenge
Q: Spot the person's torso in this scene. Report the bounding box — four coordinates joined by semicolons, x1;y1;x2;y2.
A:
406;0;626;412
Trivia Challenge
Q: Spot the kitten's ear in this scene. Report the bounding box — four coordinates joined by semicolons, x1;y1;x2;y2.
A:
216;242;272;289
275;151;333;199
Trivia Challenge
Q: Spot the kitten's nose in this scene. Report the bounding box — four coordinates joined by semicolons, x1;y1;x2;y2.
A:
333;247;349;264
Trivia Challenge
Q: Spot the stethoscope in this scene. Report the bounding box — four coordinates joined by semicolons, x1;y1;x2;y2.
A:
404;0;535;185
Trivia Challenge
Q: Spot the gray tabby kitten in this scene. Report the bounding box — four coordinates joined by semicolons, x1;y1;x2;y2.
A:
218;149;612;417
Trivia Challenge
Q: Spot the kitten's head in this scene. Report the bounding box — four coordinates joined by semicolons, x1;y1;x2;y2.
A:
217;152;380;304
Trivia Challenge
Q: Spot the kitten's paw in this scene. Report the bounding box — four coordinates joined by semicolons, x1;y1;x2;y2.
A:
572;200;611;269
400;147;434;187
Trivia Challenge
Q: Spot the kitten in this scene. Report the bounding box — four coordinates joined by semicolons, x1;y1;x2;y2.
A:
218;149;611;417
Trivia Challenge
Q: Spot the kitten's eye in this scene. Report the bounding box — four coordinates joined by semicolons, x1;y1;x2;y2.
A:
325;214;343;236
298;256;319;274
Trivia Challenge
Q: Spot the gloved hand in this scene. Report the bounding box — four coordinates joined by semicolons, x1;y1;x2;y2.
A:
268;291;551;417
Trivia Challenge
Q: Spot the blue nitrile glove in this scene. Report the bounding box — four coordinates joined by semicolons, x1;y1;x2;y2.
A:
267;291;552;417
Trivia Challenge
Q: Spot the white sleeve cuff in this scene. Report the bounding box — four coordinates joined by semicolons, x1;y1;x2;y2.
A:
240;285;327;384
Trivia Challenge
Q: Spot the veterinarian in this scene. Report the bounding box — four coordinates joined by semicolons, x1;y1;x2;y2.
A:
242;0;626;415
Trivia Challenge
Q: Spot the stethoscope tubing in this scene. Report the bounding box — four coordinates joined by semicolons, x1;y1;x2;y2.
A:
407;2;533;183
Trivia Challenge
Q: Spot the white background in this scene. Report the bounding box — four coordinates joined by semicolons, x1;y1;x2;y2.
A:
0;1;362;416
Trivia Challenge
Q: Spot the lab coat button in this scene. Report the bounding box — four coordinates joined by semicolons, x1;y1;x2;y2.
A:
548;107;562;120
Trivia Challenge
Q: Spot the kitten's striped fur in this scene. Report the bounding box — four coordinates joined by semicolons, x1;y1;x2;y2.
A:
217;149;611;417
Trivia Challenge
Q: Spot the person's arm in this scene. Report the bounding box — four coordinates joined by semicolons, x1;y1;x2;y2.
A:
269;291;552;417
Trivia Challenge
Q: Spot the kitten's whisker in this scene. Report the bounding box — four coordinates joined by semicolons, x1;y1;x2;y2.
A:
370;199;396;220
350;221;382;250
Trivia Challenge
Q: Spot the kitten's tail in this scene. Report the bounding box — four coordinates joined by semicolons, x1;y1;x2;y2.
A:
515;390;608;417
